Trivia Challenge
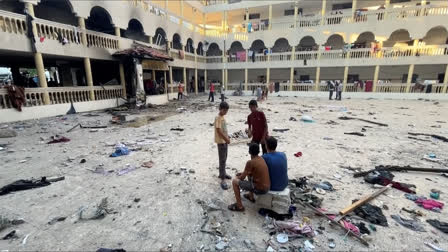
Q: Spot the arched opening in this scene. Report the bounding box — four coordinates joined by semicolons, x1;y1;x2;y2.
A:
186;38;194;53
297;36;317;51
197;42;204;56
35;0;78;26
122;19;147;42
0;0;24;14
272;38;291;53
250;40;266;53
172;33;182;50
423;26;448;45
206;43;222;56
384;29;412;47
228;41;244;54
354;32;376;48
325;34;345;50
86;6;114;35
153;28;167;46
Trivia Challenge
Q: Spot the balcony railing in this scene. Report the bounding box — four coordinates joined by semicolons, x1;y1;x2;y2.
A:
0;10;26;35
0;86;123;110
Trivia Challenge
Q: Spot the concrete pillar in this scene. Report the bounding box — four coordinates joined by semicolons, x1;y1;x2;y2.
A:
406;64;415;93
169;66;173;93
244;68;248;91
266;68;270;84
289;67;294;91
119;63;127;98
183;67;187;94
352;0;358;19
343;66;349;92
315;67;320;91
152;69;156;81
384;0;390;19
25;2;50;105
291;46;296;61
78;17;88;46
267;48;271;62
164;71;167;95
294;4;298;28
195;68;198;94
245;49;249;62
225;69;228;89
245;9;250;32
180;0;184;25
268;5;272;30
321;0;327;25
221;70;225;87
114;26;121;48
204;69;208;89
84;57;95;100
372;65;380;92
442;64;448;93
412;39;419;56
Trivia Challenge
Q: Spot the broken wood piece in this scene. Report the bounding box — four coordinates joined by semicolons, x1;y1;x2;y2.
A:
80;125;108;129
353;165;448;178
344;132;365;137
46;176;65;183
339;185;390;216
408;132;448;143
408;136;432;142
339;116;388;127
66;123;81;133
296;201;369;247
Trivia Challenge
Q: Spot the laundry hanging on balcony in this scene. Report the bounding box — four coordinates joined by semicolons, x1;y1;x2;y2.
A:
236;51;246;62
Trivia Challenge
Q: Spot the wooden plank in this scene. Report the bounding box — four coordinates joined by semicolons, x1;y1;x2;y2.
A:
340;185;389;215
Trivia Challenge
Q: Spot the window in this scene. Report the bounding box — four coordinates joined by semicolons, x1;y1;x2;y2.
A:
284;9;294;16
348;75;359;83
332;3;352;10
300;75;310;81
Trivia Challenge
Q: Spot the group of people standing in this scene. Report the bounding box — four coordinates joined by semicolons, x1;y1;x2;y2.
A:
328;80;343;100
214;99;288;212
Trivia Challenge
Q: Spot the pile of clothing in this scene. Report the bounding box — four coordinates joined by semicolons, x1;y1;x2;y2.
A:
364;170;416;194
405;194;444;212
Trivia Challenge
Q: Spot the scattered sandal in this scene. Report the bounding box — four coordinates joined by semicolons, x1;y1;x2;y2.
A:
243;194;255;203
221;182;229;190
228;203;245;212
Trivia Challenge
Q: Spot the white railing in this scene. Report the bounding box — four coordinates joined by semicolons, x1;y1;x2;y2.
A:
206;56;223;63
185;52;195;61
270;52;292;61
376;83;408;93
291;83;315;92
92;85;123;100
0;10;27;35
297;16;321;28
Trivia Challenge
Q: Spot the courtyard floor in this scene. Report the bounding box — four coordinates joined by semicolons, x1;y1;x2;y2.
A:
0;95;447;251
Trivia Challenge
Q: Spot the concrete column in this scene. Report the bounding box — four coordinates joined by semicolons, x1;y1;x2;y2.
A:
245;9;249;32
343;66;349;92
225;69;228;89
412;39;419;56
267;48;271;62
372;65;380;92
442;64;448;93
289;67;294;91
321;0;327;25
84;57;95;100
180;0;184;25
405;64;415;93
152;69;156;81
195;68;198;94
291;46;296;61
266;68;270;84
245;49;248;62
164;71;167;95
114;26;121;48
352;0;358;19
315;67;320;91
169;66;173;93
78;17;88;46
183;67;187;94
268;5;272;30
244;68;248;91
25;2;50;105
294;4;298;28
221;70;225;87
204;69;208;89
119;63;127;98
384;0;390;19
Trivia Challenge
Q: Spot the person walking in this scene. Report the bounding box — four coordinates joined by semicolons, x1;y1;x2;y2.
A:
328;80;335;100
178;82;184;100
336;81;343;100
208;82;215;102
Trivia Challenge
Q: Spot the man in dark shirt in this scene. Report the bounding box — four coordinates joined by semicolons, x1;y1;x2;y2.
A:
228;143;270;212
247;100;268;154
262;137;288;191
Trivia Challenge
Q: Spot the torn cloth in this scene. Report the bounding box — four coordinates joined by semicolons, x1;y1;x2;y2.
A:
47;136;70;144
391;214;426;232
354;203;388;227
0;177;51;196
426;219;448;233
328;215;360;235
416;198;444;212
273;220;314;237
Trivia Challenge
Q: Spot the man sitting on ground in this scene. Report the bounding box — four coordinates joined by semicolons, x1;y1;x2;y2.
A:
228;143;270;212
263;137;288;191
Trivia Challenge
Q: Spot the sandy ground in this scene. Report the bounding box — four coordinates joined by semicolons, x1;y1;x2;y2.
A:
0;94;448;251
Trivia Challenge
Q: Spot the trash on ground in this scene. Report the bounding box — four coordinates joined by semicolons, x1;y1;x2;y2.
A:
117;164;137;176
391;214;426;232
2;230;18;240
0;176;64;196
110;144;130;157
344;132;365;137
0;129;17;138
47;135;70;144
273;128;290;133
426;219;448;233
142;161;154;168
170;128;184;131
353;203;388;227
339;116;388;127
301;115;314;123
79;197;112;221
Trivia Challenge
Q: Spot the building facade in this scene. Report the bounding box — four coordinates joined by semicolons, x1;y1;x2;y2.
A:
0;0;447;121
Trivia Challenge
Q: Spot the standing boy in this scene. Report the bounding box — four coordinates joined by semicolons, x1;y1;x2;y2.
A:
328;80;335;100
336;81;343;100
178;82;184;100
247;100;268;154
208;82;215;102
215;102;231;190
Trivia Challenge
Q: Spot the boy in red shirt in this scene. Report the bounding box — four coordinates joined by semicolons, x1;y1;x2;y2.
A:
208;82;215;102
247;100;268;154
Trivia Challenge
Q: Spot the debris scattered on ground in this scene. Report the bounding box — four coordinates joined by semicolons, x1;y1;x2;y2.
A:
0;129;17;138
339;116;388;127
426;219;448;233
110;144;130;157
408;132;448;143
2;230;18;240
391;214;426;232
78;197;112;221
47;135;70;144
170;128;184;131
424;242;445;252
301;115;314;123
289;117;297;121
0;177;64;196
142;161;154;168
0;216;25;232
117;164;137;176
273;128;290;133
344;132;365;137
48;216;67;225
353;203;388;227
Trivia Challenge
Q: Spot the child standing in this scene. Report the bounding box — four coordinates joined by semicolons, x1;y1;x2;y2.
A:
215;102;231;190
